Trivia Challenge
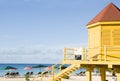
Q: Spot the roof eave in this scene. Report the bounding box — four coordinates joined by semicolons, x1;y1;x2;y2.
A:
86;21;120;28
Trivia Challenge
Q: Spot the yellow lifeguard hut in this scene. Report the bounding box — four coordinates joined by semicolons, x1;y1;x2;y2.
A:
87;2;120;62
33;2;120;81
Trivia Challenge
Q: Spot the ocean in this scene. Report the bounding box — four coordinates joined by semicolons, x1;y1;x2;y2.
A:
0;64;52;77
0;64;86;77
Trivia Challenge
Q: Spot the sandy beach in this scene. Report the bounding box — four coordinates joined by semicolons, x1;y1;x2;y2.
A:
0;75;115;81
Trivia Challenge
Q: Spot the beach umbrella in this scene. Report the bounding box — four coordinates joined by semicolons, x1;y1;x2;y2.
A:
24;66;32;70
58;65;67;70
45;66;52;71
32;64;47;68
32;64;47;72
4;66;17;70
54;64;61;68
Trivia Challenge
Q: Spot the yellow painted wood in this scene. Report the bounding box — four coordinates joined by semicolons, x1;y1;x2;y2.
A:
87;21;120;61
108;64;113;68
116;68;120;81
32;78;34;81
86;67;92;81
100;68;106;81
88;26;101;60
104;45;107;61
87;22;120;28
47;64;80;81
47;21;120;81
62;60;120;65
40;77;42;81
56;78;61;81
82;48;86;61
64;48;66;61
52;66;54;81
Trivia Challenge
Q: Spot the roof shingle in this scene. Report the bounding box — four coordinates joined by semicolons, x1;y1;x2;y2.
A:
87;2;120;26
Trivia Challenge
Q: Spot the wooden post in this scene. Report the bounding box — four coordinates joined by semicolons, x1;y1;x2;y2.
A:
86;66;92;81
59;66;62;71
100;68;106;81
64;48;66;61
40;77;42;81
52;66;54;81
82;48;86;61
40;73;43;81
116;68;120;81
32;78;34;81
104;45;107;61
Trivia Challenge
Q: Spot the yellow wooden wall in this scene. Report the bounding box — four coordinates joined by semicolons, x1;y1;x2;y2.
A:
101;25;120;46
101;24;120;61
88;25;101;60
87;22;120;61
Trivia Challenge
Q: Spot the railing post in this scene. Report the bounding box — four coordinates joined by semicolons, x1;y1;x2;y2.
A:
40;73;43;81
104;45;107;61
40;77;42;81
64;48;66;61
32;78;34;81
52;66;54;81
59;65;62;71
85;49;88;61
82;48;86;61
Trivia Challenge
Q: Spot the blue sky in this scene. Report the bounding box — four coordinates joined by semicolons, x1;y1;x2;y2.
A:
0;0;120;63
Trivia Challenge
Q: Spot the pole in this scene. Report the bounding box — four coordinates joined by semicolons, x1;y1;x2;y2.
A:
64;48;66;61
52;66;54;81
104;45;107;61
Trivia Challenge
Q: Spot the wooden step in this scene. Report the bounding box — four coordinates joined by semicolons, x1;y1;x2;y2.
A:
59;74;65;77
47;64;80;81
55;77;61;81
71;67;78;70
63;73;69;76
65;71;72;74
69;69;75;72
70;69;76;71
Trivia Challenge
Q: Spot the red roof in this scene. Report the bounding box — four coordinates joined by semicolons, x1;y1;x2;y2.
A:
87;2;120;26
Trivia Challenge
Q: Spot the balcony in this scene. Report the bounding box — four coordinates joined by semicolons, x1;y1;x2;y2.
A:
62;46;120;65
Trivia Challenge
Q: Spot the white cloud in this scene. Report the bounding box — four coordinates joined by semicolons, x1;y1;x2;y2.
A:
0;44;87;63
0;45;63;63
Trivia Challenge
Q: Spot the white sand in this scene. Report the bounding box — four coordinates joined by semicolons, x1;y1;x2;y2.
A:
0;75;116;81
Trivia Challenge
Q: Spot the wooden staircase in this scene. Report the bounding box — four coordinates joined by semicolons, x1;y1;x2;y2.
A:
47;64;80;81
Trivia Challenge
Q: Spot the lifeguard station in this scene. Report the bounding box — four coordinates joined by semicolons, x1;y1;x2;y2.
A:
33;2;120;81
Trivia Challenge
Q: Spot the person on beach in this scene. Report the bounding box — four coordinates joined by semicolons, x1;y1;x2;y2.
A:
74;48;83;60
112;76;117;81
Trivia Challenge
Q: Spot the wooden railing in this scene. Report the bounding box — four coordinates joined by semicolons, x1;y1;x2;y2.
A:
63;46;120;62
32;61;70;81
89;46;120;61
63;47;87;61
32;46;120;81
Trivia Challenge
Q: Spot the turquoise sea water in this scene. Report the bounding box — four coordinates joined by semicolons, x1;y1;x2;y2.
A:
0;64;86;77
0;64;52;77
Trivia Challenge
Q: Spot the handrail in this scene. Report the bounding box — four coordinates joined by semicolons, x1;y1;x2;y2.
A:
64;47;87;61
50;61;71;81
104;45;107;61
32;60;68;81
65;46;120;61
43;61;63;81
51;61;68;81
32;46;120;81
89;45;120;61
52;61;63;67
64;48;75;61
